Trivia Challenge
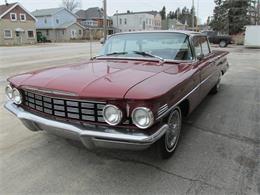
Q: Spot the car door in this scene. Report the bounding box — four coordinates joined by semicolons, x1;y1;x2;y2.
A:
193;36;218;100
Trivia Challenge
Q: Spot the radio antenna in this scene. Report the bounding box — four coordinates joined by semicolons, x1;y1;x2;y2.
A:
90;30;93;59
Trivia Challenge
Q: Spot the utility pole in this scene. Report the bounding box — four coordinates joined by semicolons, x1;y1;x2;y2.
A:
258;0;260;25
103;0;107;41
192;0;195;30
196;0;199;32
116;10;119;33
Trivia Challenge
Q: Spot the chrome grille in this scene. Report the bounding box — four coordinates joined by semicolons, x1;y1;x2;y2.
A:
22;90;106;123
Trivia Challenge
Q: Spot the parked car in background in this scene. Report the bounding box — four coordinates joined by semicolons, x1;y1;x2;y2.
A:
4;31;229;159
202;30;232;47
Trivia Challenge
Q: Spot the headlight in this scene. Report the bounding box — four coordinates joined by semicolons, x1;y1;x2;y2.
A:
5;85;13;100
132;107;154;129
103;105;123;126
12;88;22;105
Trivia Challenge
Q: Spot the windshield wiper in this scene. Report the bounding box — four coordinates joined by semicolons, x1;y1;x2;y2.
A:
132;51;165;62
92;52;128;59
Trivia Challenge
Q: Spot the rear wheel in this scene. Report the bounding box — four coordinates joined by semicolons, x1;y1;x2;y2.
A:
210;73;222;94
156;107;182;159
219;40;227;48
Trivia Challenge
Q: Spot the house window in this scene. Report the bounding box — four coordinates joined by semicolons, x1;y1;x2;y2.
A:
119;18;122;25
79;29;82;35
28;30;34;38
10;13;17;21
62;30;65;35
46;30;49;36
44;18;47;24
4;29;12;38
20;13;26;21
124;18;127;25
56;19;59;24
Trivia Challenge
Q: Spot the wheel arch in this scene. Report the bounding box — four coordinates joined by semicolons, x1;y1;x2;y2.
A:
178;99;190;118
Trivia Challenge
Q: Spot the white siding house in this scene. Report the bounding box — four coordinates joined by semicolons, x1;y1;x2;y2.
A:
32;8;85;42
112;11;161;32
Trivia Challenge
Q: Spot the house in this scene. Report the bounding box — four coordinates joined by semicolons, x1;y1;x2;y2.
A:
76;7;114;39
0;2;37;46
167;19;187;30
112;11;162;32
32;7;85;42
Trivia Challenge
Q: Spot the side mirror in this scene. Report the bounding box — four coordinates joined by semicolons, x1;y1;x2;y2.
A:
197;53;205;61
100;38;105;44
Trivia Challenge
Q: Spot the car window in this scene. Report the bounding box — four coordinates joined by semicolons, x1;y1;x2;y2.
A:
193;37;202;57
125;40;140;51
108;38;124;52
193;36;210;57
201;37;210;55
100;33;193;60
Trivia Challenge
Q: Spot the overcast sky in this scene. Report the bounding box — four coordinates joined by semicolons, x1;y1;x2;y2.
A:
1;0;215;23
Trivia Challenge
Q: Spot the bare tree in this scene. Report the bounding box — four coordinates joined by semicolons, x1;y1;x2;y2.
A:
61;0;81;12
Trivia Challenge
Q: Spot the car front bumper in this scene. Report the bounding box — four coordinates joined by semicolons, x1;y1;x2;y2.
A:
4;101;169;150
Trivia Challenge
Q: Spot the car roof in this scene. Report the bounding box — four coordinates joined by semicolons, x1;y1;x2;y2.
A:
112;30;202;37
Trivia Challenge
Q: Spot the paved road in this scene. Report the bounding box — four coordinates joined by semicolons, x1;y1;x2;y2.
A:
0;43;259;194
0;42;101;83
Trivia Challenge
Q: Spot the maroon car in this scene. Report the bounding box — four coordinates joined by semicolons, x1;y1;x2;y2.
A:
4;31;229;159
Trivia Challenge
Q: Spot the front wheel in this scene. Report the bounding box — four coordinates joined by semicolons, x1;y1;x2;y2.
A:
156;107;182;159
219;40;227;48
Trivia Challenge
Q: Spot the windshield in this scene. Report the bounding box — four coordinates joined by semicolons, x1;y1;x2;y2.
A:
99;32;193;61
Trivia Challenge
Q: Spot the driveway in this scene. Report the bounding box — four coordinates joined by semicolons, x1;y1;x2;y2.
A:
0;43;259;194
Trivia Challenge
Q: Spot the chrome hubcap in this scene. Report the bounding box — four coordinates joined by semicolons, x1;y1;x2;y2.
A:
165;110;181;152
217;74;222;90
216;82;220;90
220;41;226;47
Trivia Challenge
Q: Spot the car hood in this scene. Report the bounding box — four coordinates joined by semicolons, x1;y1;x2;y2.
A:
8;59;184;99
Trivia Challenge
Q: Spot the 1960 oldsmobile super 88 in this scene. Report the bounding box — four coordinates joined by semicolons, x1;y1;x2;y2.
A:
4;31;229;159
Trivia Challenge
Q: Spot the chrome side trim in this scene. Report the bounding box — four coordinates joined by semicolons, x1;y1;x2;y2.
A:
157;72;215;120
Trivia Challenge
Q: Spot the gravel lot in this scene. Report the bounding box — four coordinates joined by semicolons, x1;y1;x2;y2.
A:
0;43;259;195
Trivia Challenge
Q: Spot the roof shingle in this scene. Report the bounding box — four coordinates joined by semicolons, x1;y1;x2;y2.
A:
31;7;64;17
76;7;104;20
0;3;16;16
114;11;159;16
